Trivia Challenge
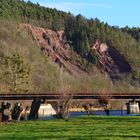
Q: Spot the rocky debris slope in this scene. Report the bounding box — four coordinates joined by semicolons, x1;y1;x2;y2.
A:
92;40;132;83
19;24;132;82
19;24;86;75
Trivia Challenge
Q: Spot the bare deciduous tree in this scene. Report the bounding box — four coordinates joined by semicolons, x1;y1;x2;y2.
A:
82;102;93;116
56;85;72;119
98;91;112;116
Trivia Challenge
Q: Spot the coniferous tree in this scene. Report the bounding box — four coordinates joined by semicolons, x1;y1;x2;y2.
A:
4;53;31;92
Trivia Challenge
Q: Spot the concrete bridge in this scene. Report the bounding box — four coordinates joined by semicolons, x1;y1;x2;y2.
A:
0;93;140;122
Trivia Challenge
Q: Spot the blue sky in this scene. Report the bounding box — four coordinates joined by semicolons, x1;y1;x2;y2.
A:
26;0;139;27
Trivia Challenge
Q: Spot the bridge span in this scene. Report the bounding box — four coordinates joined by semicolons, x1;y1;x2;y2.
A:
0;93;140;100
0;93;140;122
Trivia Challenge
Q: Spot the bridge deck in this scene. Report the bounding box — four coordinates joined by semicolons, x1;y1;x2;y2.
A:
0;93;140;100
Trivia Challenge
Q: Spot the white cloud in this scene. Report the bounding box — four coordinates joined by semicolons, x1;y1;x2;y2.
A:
40;2;113;12
91;3;113;9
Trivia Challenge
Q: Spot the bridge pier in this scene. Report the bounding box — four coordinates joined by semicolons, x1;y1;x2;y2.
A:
0;99;56;122
28;99;42;120
0;101;31;122
0;102;2;122
126;99;140;114
1;102;12;122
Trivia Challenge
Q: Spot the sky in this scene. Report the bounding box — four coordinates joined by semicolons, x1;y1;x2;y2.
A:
26;0;140;27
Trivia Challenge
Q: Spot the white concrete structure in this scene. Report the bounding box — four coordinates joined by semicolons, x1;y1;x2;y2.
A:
38;104;56;118
127;101;140;114
129;102;140;114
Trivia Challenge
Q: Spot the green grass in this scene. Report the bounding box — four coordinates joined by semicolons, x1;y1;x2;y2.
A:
0;116;140;140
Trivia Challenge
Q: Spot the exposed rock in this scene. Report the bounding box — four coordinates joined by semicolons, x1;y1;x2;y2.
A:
92;40;108;53
19;24;132;83
19;24;86;76
92;40;132;83
108;47;132;73
100;44;108;53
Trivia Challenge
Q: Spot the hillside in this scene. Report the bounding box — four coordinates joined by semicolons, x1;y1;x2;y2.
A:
0;0;140;93
122;27;140;42
0;20;114;93
19;24;86;75
20;23;132;83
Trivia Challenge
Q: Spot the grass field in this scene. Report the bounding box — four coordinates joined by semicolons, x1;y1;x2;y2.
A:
0;116;140;140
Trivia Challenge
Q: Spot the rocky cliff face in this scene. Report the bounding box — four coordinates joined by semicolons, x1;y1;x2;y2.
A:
19;24;86;76
19;24;132;83
92;40;132;83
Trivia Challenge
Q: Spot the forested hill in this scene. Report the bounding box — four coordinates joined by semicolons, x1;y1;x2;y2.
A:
122;27;140;42
0;0;140;93
0;0;67;30
1;0;140;68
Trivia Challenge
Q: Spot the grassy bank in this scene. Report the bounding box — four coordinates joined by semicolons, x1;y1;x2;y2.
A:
0;116;140;140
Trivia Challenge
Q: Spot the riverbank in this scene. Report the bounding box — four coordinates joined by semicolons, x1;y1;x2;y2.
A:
0;116;140;140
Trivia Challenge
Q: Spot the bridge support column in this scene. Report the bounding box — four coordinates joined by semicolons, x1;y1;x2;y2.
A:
29;99;41;120
0;102;2;122
12;103;23;121
127;99;140;114
1;102;13;122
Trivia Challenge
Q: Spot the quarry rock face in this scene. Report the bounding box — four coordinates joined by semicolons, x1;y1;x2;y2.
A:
99;44;108;53
92;40;132;83
19;24;86;76
20;24;132;83
92;40;108;53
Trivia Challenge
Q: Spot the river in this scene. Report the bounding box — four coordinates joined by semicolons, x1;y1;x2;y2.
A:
69;110;139;118
39;110;140;120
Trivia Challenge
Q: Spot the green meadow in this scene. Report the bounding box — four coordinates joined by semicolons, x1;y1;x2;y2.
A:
0;116;140;140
